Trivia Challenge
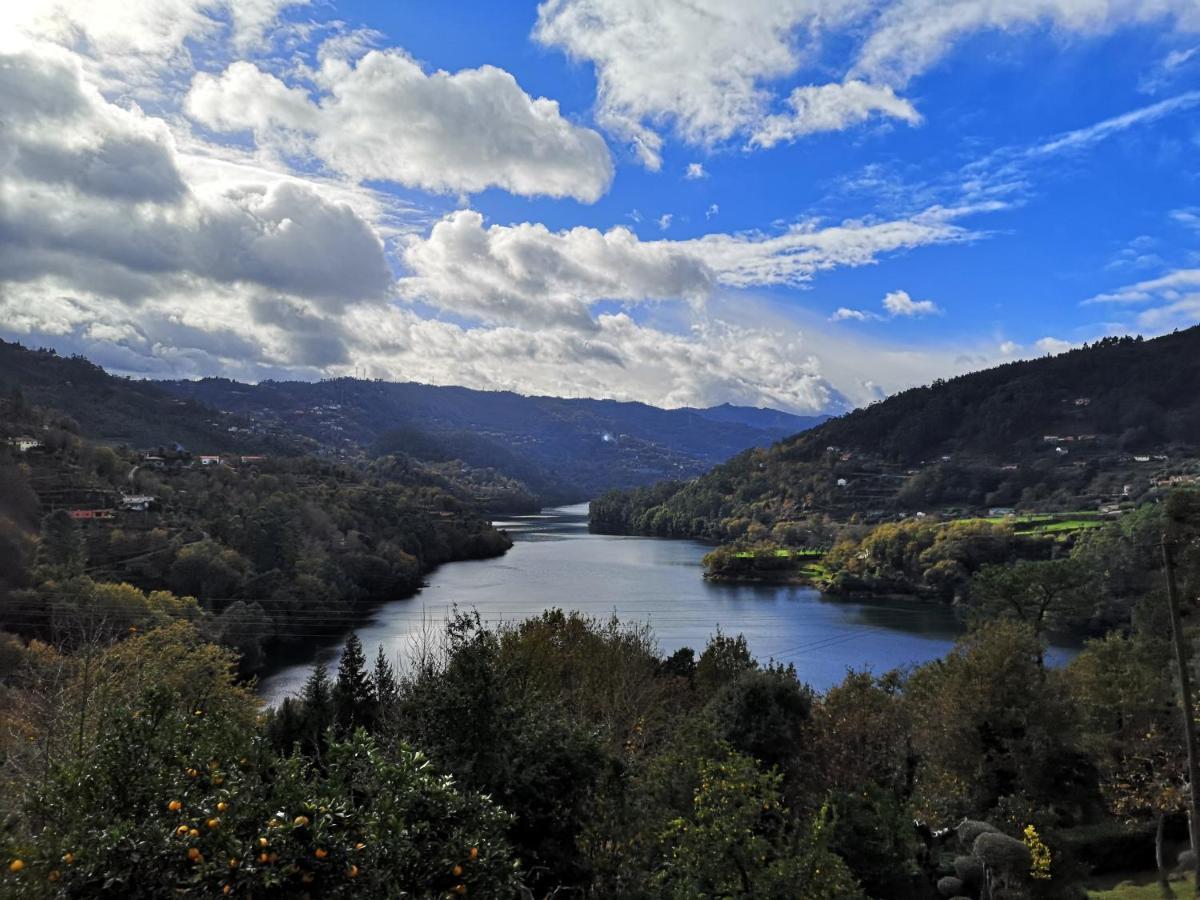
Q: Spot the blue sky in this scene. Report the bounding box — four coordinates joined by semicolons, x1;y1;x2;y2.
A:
2;0;1199;412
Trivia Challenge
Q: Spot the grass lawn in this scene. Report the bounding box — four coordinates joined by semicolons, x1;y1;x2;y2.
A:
1088;871;1192;898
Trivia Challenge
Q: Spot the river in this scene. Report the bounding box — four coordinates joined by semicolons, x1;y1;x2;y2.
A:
259;503;1072;703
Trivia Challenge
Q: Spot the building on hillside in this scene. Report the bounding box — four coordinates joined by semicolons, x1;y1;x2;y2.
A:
120;494;156;512
239;455;267;464
1074;397;1091;406
198;455;222;466
988;507;1016;517
68;509;114;520
6;436;42;452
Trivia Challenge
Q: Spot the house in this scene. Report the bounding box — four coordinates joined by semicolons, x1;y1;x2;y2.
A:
6;436;41;452
1055;446;1069;455
68;509;114;520
1133;455;1151;463
1074;398;1091;407
1043;435;1063;443
988;507;1016;517
198;455;222;466
240;455;266;464
836;478;848;488
120;494;156;512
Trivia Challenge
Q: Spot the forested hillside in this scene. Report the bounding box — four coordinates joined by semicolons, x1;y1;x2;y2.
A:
592;331;1200;541
159;376;825;503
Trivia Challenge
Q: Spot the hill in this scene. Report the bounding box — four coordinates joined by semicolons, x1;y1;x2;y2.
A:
156;376;825;503
590;329;1200;540
0;341;291;454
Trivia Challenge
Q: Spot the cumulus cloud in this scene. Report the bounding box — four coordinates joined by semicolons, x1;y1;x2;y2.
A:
2;0;308;94
749;80;921;148
186;51;614;201
533;0;891;167
684;162;707;179
535;0;1199;166
398;207;981;328
397;210;713;330
882;289;938;316
1035;336;1073;355
831;288;939;321
0;39;392;314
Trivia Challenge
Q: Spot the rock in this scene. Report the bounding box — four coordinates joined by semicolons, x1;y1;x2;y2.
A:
1178;849;1196;871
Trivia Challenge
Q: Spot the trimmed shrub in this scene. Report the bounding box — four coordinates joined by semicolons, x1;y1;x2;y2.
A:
974;832;1033;871
958;820;1000;848
937;875;965;897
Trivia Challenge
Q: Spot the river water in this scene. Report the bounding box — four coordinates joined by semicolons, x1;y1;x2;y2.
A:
259;503;1069;704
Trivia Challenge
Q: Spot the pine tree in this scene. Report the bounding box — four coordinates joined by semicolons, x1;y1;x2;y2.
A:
299;661;333;754
372;644;400;707
333;633;372;729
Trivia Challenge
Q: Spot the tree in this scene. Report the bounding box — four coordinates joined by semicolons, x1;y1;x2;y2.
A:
1067;631;1184;896
371;644;399;708
965;558;1094;648
333;633;372;730
650;751;864;900
37;510;86;578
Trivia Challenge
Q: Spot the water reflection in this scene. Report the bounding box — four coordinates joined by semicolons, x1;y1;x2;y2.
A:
258;503;1073;703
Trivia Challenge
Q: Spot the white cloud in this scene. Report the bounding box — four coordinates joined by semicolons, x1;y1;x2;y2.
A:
1035;336;1073;355
2;0;308;95
999;340;1018;354
882;289;938;316
832;307;874;321
186;51;614;201
1084;268;1200;331
657;213;674;231
706;204;720;219
397;206;982;329
397;210;713;330
749;80;921;148
851;0;1200;88
533;0;893;167
684;162;707;180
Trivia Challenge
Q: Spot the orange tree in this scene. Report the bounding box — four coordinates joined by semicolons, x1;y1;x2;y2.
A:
2;629;518;898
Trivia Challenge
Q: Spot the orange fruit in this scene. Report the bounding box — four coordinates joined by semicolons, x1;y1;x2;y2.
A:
259;853;270;864
187;848;202;863
217;802;229;813
223;886;232;895
293;816;310;827
258;838;269;848
347;865;359;878
468;847;478;861
8;860;23;873
188;828;200;839
314;848;328;859
452;865;463;877
168;800;183;812
62;853;74;865
48;870;61;882
207;818;220;830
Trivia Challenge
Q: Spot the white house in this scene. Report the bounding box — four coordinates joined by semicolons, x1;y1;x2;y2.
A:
6;436;41;452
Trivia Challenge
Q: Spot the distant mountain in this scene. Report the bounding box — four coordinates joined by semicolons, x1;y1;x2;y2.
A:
591;329;1200;539
157;377;826;504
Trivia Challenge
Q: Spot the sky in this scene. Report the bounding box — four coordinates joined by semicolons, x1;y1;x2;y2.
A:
1;1;1199;414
